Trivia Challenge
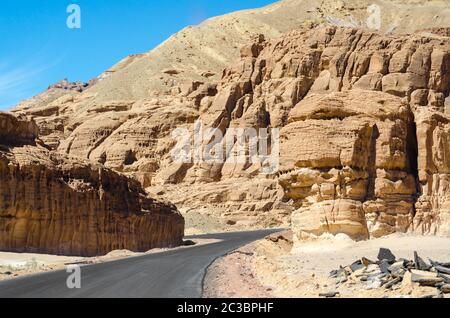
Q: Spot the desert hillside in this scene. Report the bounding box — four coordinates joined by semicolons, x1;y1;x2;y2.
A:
0;113;184;256
3;0;450;250
13;0;450;110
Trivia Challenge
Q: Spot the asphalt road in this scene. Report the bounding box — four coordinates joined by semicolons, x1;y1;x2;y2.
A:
0;229;281;298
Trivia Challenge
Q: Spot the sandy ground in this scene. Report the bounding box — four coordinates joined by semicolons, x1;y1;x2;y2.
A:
182;207;270;236
204;231;450;298
0;238;220;282
204;244;274;298
183;207;232;236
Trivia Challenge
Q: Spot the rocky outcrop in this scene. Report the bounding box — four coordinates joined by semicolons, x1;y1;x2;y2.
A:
279;91;417;240
47;79;91;92
171;26;450;239
0;113;39;146
414;110;450;236
8;11;450;237
0;113;184;256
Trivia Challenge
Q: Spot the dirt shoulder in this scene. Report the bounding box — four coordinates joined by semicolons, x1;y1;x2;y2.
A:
203;243;275;298
203;232;450;298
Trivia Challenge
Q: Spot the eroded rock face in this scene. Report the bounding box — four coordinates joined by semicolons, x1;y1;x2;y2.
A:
0;113;184;256
178;26;450;238
179;26;450;238
0;113;39;146
10;26;450;238
279;91;417;240
415;110;450;236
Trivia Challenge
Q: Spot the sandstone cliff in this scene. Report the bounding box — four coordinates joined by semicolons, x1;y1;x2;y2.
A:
12;0;450;148
0;113;184;256
8;0;450;239
191;26;450;239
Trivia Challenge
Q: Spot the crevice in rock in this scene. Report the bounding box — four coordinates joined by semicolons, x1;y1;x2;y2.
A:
365;124;379;201
86;120;128;161
124;150;138;166
407;113;421;220
407;119;420;182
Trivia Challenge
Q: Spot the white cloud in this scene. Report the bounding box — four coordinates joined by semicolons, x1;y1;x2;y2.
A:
0;58;62;110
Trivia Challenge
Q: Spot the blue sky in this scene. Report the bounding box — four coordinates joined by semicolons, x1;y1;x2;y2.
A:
0;0;277;110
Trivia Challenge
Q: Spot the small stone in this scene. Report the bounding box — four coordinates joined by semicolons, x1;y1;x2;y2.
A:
379;259;391;274
378;248;396;263
350;260;364;272
366;278;382;290
329;269;339;278
429;259;450;268
413;277;444;287
438;273;450;283
183;240;196;246
336;276;348;284
362;257;376;267
366;264;381;273
360;276;369;282
389;261;407;278
343;266;353;275
420;294;436;299
319;291;340;298
411;269;438;279
384;277;402;289
442;284;450;293
162;69;180;75
411;269;444;287
434;265;450;275
414;251;431;271
353;267;366;277
331;267;347;280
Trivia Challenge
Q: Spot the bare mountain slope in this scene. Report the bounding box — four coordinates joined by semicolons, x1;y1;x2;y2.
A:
0;113;184;257
9;0;450;236
73;0;450;102
13;0;450;110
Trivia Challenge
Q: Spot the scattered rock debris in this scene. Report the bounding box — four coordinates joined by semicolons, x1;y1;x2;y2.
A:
327;248;450;298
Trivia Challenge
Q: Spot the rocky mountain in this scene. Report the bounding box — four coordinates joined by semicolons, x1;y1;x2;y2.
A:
177;25;450;239
0;113;184;256
13;1;450;111
6;0;450;241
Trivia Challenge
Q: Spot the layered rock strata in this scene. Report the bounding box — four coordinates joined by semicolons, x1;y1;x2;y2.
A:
10;25;450;239
177;26;450;238
0;113;184;256
279;91;417;239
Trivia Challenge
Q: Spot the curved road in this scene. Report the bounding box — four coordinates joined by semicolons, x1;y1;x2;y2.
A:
0;229;280;298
